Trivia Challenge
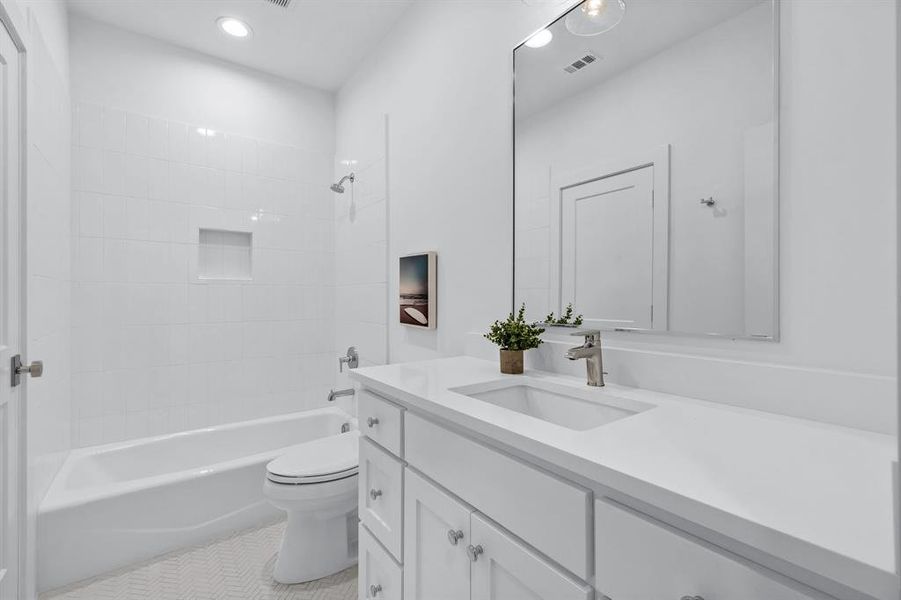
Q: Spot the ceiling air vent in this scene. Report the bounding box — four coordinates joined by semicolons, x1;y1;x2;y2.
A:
563;52;600;74
264;0;293;7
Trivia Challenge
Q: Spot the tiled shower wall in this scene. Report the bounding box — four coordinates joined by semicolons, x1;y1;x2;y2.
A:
71;103;335;447
333;114;389;389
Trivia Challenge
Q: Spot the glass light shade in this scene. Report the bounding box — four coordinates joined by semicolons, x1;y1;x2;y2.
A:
565;0;626;36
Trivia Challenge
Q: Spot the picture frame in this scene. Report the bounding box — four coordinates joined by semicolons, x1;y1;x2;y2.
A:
399;252;437;329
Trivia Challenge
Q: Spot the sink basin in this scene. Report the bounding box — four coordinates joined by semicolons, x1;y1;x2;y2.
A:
449;377;653;431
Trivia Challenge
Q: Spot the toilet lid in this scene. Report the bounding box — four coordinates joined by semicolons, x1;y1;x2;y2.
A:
267;431;359;484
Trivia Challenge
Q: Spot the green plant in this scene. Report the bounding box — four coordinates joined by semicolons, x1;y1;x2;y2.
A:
543;303;584;326
484;304;545;351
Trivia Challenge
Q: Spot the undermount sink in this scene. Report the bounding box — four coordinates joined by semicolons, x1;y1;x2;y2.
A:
449;377;654;431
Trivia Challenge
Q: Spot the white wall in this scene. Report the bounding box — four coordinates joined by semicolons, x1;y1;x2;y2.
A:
0;1;73;597
337;0;897;433
337;1;563;364
515;4;774;336
68;17;337;446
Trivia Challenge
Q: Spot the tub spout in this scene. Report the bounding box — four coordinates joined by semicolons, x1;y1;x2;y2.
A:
328;388;355;402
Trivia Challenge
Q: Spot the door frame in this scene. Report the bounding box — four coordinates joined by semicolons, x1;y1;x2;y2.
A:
0;2;28;597
549;144;671;332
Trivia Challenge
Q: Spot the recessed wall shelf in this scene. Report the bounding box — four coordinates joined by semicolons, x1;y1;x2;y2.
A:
199;229;252;280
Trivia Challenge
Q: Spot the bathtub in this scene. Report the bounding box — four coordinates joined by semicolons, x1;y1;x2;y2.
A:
38;407;356;592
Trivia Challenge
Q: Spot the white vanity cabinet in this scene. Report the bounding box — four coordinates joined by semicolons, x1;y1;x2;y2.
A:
356;385;841;600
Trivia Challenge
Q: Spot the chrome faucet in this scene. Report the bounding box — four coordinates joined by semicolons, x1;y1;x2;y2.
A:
328;388;355;402
565;330;605;387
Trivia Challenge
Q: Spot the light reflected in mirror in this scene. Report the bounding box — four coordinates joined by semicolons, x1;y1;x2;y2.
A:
514;0;778;339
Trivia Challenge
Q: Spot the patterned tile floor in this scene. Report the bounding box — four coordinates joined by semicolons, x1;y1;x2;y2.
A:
41;520;358;600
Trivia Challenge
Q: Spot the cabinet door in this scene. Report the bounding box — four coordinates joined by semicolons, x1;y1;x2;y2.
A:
595;499;827;600
470;513;592;600
404;468;471;600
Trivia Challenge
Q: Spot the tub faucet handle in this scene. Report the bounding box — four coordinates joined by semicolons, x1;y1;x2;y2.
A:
338;346;359;372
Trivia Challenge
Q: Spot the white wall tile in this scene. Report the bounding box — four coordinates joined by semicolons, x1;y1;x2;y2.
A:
100;108;126;152
123;154;149;197
71;105;336;446
187;126;208;166
147;117;169;160
125;112;150;156
147;159;169;201
77;192;104;237
100;150;125;195
77;103;103;149
168;121;189;163
74;146;103;192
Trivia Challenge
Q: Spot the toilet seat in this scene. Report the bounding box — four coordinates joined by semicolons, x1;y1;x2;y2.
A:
266;431;359;485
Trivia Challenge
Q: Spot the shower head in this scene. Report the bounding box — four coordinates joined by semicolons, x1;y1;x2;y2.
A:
330;173;355;194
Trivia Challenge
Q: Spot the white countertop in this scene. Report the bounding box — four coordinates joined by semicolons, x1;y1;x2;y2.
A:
350;356;899;600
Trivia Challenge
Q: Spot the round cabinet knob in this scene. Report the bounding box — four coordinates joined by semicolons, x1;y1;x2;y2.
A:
367;417;380;428
370;583;382;597
447;529;464;546
370;488;382;500
466;544;484;562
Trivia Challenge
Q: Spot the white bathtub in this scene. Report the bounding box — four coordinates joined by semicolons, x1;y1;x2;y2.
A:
38;407;356;592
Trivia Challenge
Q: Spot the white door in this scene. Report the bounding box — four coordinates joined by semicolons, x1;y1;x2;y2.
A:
470;513;592;600
403;469;471;600
560;166;655;329
0;18;25;600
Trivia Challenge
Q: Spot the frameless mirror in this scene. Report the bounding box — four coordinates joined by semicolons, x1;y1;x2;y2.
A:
514;0;778;339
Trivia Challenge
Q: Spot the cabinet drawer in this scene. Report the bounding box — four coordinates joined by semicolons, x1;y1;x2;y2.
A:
359;389;404;456
595;499;825;600
405;413;591;579
360;524;403;600
360;437;404;561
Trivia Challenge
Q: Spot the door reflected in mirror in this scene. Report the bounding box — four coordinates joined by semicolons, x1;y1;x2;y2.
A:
514;0;778;339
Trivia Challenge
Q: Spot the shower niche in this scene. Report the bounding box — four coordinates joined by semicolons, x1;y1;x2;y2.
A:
198;228;253;280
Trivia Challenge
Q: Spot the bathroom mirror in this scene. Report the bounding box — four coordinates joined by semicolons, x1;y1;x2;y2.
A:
514;0;778;339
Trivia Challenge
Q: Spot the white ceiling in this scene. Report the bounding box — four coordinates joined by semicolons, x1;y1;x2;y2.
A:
67;0;415;91
515;0;767;118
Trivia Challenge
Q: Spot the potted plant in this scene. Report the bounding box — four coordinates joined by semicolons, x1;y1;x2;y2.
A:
484;304;545;374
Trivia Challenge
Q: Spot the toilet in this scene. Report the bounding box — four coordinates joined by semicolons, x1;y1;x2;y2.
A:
263;431;360;584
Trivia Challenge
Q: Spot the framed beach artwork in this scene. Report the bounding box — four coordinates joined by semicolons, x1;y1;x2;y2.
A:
399;252;436;329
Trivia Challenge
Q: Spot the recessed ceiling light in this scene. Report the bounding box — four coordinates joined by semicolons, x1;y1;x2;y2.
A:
525;29;553;49
217;17;252;39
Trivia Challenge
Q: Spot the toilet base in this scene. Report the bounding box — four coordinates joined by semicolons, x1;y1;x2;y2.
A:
273;509;358;584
